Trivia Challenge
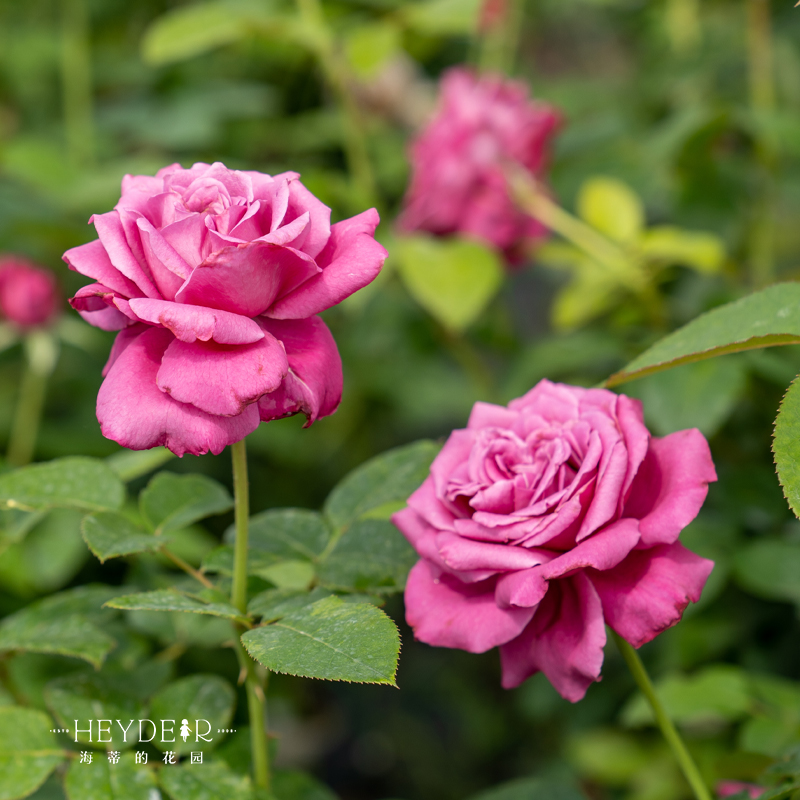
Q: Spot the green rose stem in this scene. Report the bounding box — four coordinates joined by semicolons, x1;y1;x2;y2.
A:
293;0;378;209
60;0;95;167
612;631;712;800
6;331;59;467
230;438;271;790
746;0;777;288
507;168;665;327
477;0;526;76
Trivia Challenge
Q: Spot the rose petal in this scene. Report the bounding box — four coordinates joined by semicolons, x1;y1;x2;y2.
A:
91;210;160;298
405;561;535;652
494;567;550;609
156;334;288;417
540;518;640;580
500;573;606;701
63;239;141;299
267;209;386;319
97;327;260;456
588;542;714;648
436;531;546;573
136;217;192;300
70;284;132;331
623;430;717;548
176;241;319;317
127;298;265;345
257;316;342;425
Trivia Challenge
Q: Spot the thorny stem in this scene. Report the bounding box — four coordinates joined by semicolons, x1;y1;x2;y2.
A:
612;631;713;800
230;438;270;790
294;0;378;208
7;331;59;467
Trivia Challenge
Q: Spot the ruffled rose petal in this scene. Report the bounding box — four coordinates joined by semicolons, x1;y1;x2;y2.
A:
267;209;387;319
91;210;160;298
495;567;549;609
97;327;259;456
436;531;546;573
136;217;192;300
156;334;288;417
127;298;265;345
623;430;717;548
257;316;342;425
70;284;131;331
176;241;319;317
103;323;149;376
499;573;606;701
588;542;714;648
405;561;536;653
63;239;142;299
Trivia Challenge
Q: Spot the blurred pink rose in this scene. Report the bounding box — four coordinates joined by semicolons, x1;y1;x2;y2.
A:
65;162;386;457
717;781;764;799
393;380;716;701
0;257;60;329
398;67;559;263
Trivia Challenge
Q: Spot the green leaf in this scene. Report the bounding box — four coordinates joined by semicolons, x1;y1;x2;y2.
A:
577;177;644;243
640;226;725;273
81;512;162;563
149;675;236;754
468;778;589;800
44;673;146;751
159;760;251;800
248;588;378;622
622;356;746;438
225;509;330;561
0;457;125;512
0;587;117;668
774;377;800;521
551;257;623;330
141;0;272;66
272;770;339;800
64;751;157;800
398;0;482;35
324;440;440;533
0;707;65;800
242;596;400;684
605;283;800;387
105;448;174;483
733;541;800;603
140;472;232;534
395;235;504;333
621;665;751;728
104;589;246;622
317;519;417;594
344;21;401;78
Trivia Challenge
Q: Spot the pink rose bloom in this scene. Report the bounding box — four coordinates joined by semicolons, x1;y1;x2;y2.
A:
717;781;764;799
393;380;716;702
398;67;559;263
65;162;386;457
0;257;60;329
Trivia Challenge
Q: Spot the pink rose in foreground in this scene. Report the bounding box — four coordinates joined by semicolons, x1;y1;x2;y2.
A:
717;781;764;799
0;257;60;329
393;380;716;701
398;67;559;263
65;162;386;456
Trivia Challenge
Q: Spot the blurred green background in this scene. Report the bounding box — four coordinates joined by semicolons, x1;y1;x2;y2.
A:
3;1;800;798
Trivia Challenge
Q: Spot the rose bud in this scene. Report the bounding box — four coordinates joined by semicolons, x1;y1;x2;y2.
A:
398;67;560;264
393;380;716;702
0;257;60;329
65;162;387;457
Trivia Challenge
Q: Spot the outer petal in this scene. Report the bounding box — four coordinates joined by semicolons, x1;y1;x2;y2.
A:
267;209;387;319
103;323;149;376
257;316;342;425
405;560;535;653
127;298;265;345
499;573;606;701
436;532;545;573
63;239;141;299
97;327;260;456
175;241;319;317
70;284;131;331
156;335;288;417
91;210;160;298
588;542;714;648
623;430;717;547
